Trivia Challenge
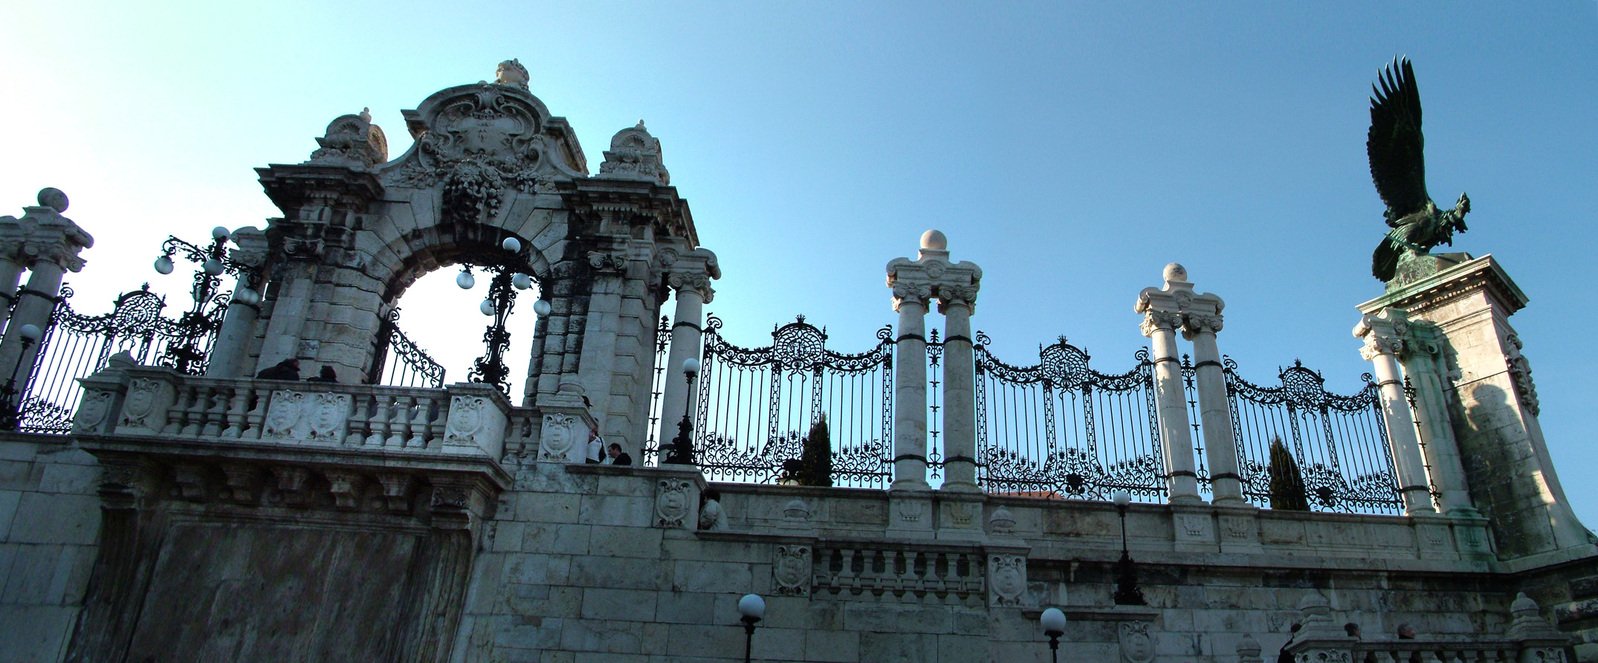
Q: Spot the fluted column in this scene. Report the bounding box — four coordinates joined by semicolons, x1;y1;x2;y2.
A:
1354;310;1436;516
1135;264;1201;504
657;250;717;449
1395;318;1476;516
0;190;93;390
887;242;936;492
931;248;982;493
1179;278;1247;507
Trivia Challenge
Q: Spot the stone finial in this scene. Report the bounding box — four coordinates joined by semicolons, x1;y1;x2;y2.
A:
987;505;1016;534
36;187;68;213
1506;592;1564;640
597;121;670;185
1293;591;1348;640
307;110;388;169
1162;262;1187;286
920;229;947;251
495;58;529;89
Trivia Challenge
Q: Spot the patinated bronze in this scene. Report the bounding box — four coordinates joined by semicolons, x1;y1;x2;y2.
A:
1366;57;1471;284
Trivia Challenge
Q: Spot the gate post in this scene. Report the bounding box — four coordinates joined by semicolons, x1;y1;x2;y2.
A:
928;234;982;493
0;189;93;393
1353;309;1437;516
205;227;268;378
1135;264;1202;504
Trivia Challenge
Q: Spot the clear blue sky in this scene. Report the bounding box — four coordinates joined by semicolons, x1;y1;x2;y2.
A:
3;2;1595;526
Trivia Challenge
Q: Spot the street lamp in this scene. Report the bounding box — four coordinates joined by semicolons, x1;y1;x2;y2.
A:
738;593;765;663
664;358;700;465
152;226;245;375
1039;607;1066;663
0;323;43;430
1112;491;1147;606
455;236;535;395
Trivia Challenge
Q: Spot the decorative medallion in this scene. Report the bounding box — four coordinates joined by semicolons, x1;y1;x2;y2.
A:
655;479;691;528
773;545;811;597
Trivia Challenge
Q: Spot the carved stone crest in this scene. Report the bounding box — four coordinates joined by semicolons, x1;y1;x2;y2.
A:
263;390;305;440
988;555;1027;607
445;395;489;445
1118;621;1155;663
74;389;113;433
773;545;811;597
655;479;692;528
539;413;579;462
119;378;164;432
307;392;351;442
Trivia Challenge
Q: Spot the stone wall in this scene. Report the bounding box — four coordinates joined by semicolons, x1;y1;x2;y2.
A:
0;435;99;662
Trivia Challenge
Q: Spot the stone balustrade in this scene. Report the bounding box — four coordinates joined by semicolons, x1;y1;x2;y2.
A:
74;362;520;461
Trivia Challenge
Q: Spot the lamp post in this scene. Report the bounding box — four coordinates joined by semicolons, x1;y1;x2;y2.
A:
1112;490;1147;605
1039;607;1066;663
738;593;765;663
153;226;253;375
0;323;42;430
664;357;700;465
456;236;535;395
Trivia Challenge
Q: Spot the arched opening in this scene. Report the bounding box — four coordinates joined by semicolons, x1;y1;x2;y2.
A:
371;240;546;402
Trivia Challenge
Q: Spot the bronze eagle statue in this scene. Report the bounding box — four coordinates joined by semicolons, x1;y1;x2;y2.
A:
1367;57;1470;283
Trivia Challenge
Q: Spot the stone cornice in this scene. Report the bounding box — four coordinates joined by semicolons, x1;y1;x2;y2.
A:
1358;254;1528;318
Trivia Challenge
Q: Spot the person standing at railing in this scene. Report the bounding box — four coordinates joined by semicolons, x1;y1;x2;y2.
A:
256;358;300;380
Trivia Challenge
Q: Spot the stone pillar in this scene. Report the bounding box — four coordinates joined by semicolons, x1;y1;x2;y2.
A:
1393;313;1478;517
1359;256;1589;557
657;250;717;450
1176;270;1247;507
887;239;935;492
1354;310;1437;516
928;234;982;493
0;190;93;389
205;227;268;378
0;212;27;333
1134;264;1201;504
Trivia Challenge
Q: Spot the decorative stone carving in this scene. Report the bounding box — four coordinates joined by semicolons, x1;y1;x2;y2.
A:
494;59;529;89
307;392;351;443
655;479;692;528
586;251;628;274
895;499;925;524
307;109;388;169
698;494;726;531
539;413;580;462
375;474;415;512
598;120;671;186
1138;310;1183;337
782;498;812;525
988;554;1028;607
119;377;168;432
272;466;313;506
263;390;305;440
73;389;114;434
773;545;811;597
324;470;364;509
445;395;490;445
1504;333;1540;416
1118;621;1156;663
987;506;1016;535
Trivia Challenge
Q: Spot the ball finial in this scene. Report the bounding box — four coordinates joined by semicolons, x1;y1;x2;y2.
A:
920;229;948;251
1163;263;1188;283
36;188;68;213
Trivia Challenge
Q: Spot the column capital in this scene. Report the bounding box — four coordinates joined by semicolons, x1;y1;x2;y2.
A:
890;230;982;314
15;195;94;273
1181;312;1224;338
1353;308;1410;360
662;246;719;302
1139;310;1184;338
887;259;933;311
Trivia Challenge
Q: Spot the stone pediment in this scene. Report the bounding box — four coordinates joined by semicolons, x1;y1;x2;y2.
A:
382;81;588;196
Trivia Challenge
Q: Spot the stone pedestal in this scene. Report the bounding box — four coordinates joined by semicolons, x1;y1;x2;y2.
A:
1359;255;1591;558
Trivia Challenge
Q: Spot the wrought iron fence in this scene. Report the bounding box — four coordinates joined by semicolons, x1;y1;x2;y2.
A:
974;334;1166;502
21;285;197;434
1225;358;1401;514
643;315;670;465
693;315;895;489
926;330;944;480
374;308;446;389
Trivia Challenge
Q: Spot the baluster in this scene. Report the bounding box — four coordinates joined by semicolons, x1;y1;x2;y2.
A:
343;393;369;446
201;386;227;437
366;398;389;447
407;395;430;447
180;384;209;437
387;395;411;446
427;397;448;449
161;384;193;435
242;384;268;439
222;382;250;438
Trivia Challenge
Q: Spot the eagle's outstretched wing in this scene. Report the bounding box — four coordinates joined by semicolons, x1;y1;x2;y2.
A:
1367;57;1430;224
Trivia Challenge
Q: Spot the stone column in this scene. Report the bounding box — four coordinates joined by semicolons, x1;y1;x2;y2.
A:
1393;313;1478;517
1134;265;1201;504
1359;256;1589;556
0;191;93;389
887;239;936;492
1176;272;1247;507
1353;310;1436;516
927;234;983;493
205;227;268;378
657;250;718;450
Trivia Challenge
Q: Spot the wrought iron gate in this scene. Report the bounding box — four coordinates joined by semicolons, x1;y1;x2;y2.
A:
693;315;895;488
373;308;446;389
974;334;1166;502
